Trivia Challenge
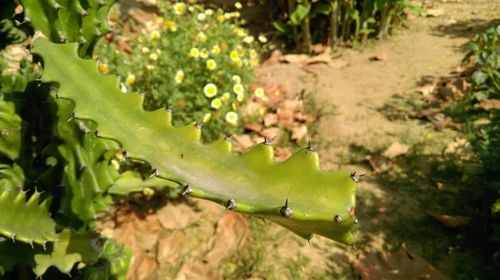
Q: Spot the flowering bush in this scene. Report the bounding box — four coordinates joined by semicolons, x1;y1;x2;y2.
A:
96;1;264;141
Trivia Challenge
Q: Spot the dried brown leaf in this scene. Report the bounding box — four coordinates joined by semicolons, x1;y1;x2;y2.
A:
382;142;410;159
428;213;471;227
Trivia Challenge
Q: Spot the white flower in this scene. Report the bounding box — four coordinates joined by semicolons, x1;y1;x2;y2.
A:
221;92;230;102
236;92;245;102
258;35;268;43
189;47;200;58
141;47;150;53
234;2;243;9
243;36;254;44
225;111;238;125
197;13;206;21
173;3;186;15
204;9;214;16
211;98;222;109
254;87;265;98
175;70;184;84
231;75;241;83
149;53;158;60
150;30;160;40
203;83;218;98
196;32;207;42
233;83;244;94
200;49;209;59
120;82;127;93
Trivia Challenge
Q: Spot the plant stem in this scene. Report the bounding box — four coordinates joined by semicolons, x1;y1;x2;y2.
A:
329;0;339;49
288;0;299;49
301;0;312;53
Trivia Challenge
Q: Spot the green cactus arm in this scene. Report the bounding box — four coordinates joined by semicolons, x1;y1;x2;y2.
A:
22;0;116;57
32;39;358;244
33;229;103;276
0;94;22;161
0;188;57;245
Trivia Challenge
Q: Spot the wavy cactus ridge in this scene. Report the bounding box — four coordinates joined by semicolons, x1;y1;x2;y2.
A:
32;39;358;244
0;188;57;246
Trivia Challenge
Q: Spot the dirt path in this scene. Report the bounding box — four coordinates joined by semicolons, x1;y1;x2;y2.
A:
103;1;499;279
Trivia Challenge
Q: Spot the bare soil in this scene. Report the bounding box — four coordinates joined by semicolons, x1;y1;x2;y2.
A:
101;1;500;279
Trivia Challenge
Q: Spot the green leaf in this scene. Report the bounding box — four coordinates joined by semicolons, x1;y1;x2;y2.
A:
312;2;331;15
472;70;489;85
290;4;311;26
273;21;290;34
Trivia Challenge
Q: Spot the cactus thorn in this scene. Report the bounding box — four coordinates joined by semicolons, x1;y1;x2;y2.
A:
263;136;276;146
150;168;159;178
68;112;76;122
66;272;72;278
22;17;31;24
81;10;88;16
79;38;88;45
96;29;102;36
334;215;343;223
224;134;232;142
307;140;319;152
42;241;47;251
139;90;146;96
350;172;364;183
226;199;237;210
29;239;34;248
53;2;61;9
166;106;173;112
59;35;66;43
122;150;129;159
195;122;203;129
280;199;293;217
99;0;105;5
10;233;16;242
182;184;192;196
94;130;101;137
354;218;359;224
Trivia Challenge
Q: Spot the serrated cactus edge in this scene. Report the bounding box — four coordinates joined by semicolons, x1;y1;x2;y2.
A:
32;38;359;245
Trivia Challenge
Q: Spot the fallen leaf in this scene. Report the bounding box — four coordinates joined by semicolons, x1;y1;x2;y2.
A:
243;122;263;133
311;44;326;54
305;52;332;65
260;127;281;140
415;83;436;97
291;125;308;142
203;212;250;265
232;134;255;151
294;112;315;123
114;212;161;252
426;8;445;17
428;213;471;227
475;99;500;111
276;108;294;129
263;113;278;127
370;52;388;61
282;99;303;112
275;147;292;161
366;155;391;173
352;245;449;280
382;142;410;159
128;252;158;280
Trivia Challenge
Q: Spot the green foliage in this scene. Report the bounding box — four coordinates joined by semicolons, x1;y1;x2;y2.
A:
23;0;116;57
273;0;419;51
95;1;262;141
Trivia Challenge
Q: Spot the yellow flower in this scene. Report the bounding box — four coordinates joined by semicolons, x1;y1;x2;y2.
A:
224;13;231;19
211;98;222;109
258;35;268;43
173;3;186;15
225;111;238;126
203;113;212;123
175;70;184;84
230;50;239;61
231;12;241;18
211;45;221;55
143;187;155;197
234;2;243;9
200;49;209;59
216;14;225;23
197;13;206;21
206;59;217;70
141;47;150;53
221;92;230;102
165;20;177;32
156;17;164;24
98;63;108;74
203;83;218;98
150;30;160;40
232;75;241;83
126;74;136;85
189;47;200;58
233;58;242;67
254;87;265;98
196;32;207;42
149;53;158;60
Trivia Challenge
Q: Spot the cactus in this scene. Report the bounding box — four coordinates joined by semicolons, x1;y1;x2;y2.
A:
32;39;359;244
22;0;116;57
0;189;57;246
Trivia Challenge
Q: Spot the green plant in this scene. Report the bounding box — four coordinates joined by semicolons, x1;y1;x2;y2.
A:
96;1;262;142
272;0;420;52
0;0;358;278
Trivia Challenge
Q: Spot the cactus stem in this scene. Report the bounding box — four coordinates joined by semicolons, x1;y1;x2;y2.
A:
226;199;237;210
10;233;16;242
350;172;364;183
182;184;192;196
307;140;319;152
280;199;293;217
149;168;159;178
334;215;342;223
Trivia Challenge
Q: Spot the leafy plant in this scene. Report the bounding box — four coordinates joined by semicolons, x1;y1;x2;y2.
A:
96;1;263;142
